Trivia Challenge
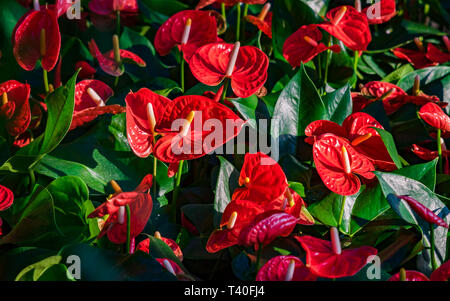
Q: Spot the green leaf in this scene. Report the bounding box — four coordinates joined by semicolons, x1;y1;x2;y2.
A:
213;157;239;228
373;128;403;169
15;255;62;281
230;95;259;129
376;172;449;268
382;64;414;83
322;84;353;124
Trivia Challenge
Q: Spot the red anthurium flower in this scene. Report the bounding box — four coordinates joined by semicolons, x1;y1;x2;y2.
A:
282;188;315;225
362;0;396;24
306;112;395;171
312;134;375;195
419;102;450;133
88;175;153;244
238;210;303;248
0;185;14;211
392;47;436;69
70;80;124;130
412;144;450;161
137;231;183;261
0;80;31;137
295;228;378;278
318;6;372;51
154;10;218;63
75;61;96;79
12;131;32;148
156;258;188;279
88;37;146;77
430;260;450;281
12;5;61;71
206;199;264;253
231;152;289;208
283;24;341;67
388;270;430;281
196;0;267;10
89;0;138;15
153;95;245;165
189;42;269;98
397;195;449;228
426;43;450;64
256;255;317;281
245;3;272;38
125;88;171;158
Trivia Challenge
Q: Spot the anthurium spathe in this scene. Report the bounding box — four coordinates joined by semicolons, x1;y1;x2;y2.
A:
0;185;14;211
0;80;31;137
195;0;267;10
397;195;449;228
88;36;146;77
231;152;289;208
75;61;96;79
419;102;450;133
206;199;264;253
245;3;272;39
283;24;341;67
189;42;269;98
388;269;430;281
137;231;183;261
256;255;317;281
12;4;61;71
70;79;125;130
125;88;171;158
88;175;153;244
154;10;218;63
362;0;396;24
295;228;378;278
89;0;138;16
430;260;450;281
318;6;372;51
392;38;437;69
312;134;375;195
426;38;450;64
152;95;245;164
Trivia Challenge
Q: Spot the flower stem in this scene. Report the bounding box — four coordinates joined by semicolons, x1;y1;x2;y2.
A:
116;11;121;36
236;3;241;41
180;57;185;93
126;204;131;254
172;160;184;208
43;69;49;94
337;195;346;229
353;51;360;88
114;76;119;90
221;3;226;23
255;243;263;272
242;3;249;40
429;222;437;271
221;78;230;102
257;30;262;50
437;129;443;174
323;36;332;88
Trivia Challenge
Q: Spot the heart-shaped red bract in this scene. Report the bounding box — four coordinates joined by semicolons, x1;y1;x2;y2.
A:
189;43;269;98
419;102;450;132
88;175;153;244
238;210;299;247
362;0;396;24
245;12;272;38
313;134;375;195
426;43;450;64
13;6;61;71
196;0;266;10
154;10;218;62
137;236;183;261
153;95;244;163
295;235;378;278
388;270;430;281
89;0;138;15
71;80;124;130
318;6;371;51
256;255;317;281
0;185;14;211
0;80;31;137
75;61;96;79
232;152;288;207
206;199;264;253
125;88;171;158
283;24;340;67
392;47;437;69
430;259;450;281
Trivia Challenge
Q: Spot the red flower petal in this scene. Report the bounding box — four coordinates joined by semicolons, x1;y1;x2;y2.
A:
295;235;378;278
313;134;375;196
0;185;14;211
388;270;430;281
305;120;347;141
136;236;183;261
318;6;371;51
362;0;397;24
233;152;288;207
411;144;440;161
71;105;125;130
245;12;272;38
238;210;299;247
430;260;450;281
189;43;269;98
75;61;96;79
89;0;138;15
398;195;449;228
419;102;450;132
74;80;114;113
0;80;31;137
392;48;437;69
125;88;171;158
154;10;218;62
426;43;450;64
13;7;61;71
104;49;146;67
256;255;317;281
